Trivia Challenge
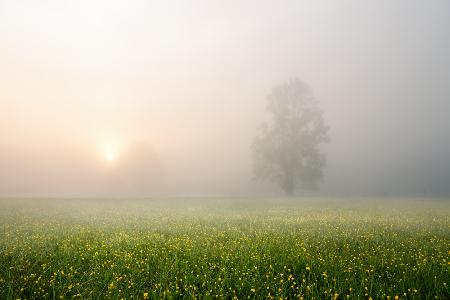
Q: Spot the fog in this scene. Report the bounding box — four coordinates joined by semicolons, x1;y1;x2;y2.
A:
1;0;449;197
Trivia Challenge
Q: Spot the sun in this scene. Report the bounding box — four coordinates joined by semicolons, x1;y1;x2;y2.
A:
104;146;118;162
100;139;121;163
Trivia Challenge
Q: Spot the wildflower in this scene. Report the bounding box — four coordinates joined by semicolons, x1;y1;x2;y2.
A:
143;292;149;299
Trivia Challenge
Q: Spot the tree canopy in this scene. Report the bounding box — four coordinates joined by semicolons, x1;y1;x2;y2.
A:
252;78;329;195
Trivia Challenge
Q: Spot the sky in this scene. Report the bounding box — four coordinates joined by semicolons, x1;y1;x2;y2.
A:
1;0;449;197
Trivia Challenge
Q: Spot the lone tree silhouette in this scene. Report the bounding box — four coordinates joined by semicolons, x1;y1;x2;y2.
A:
252;78;329;195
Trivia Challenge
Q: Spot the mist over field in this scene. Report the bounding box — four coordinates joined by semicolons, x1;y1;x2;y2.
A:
1;2;450;299
1;0;450;197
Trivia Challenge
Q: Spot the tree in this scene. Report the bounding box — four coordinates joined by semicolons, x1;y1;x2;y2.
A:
252;78;329;195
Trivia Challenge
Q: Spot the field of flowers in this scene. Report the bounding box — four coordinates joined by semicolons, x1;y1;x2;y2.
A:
0;197;448;299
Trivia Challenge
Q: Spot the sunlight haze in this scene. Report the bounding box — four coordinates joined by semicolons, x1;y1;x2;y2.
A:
1;0;449;196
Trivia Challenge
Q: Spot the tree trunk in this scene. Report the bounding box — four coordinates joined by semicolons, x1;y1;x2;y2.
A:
282;171;295;196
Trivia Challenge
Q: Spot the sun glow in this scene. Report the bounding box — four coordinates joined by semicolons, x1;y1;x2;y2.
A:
100;139;121;163
104;147;118;162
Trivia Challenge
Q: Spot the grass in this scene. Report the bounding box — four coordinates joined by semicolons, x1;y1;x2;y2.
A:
0;197;448;299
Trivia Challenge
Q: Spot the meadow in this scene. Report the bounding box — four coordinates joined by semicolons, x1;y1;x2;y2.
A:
0;197;448;299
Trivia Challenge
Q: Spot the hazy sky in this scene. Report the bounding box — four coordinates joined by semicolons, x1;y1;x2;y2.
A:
1;0;449;196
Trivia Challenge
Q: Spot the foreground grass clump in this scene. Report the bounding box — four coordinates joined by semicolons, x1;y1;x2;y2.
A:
0;198;449;299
